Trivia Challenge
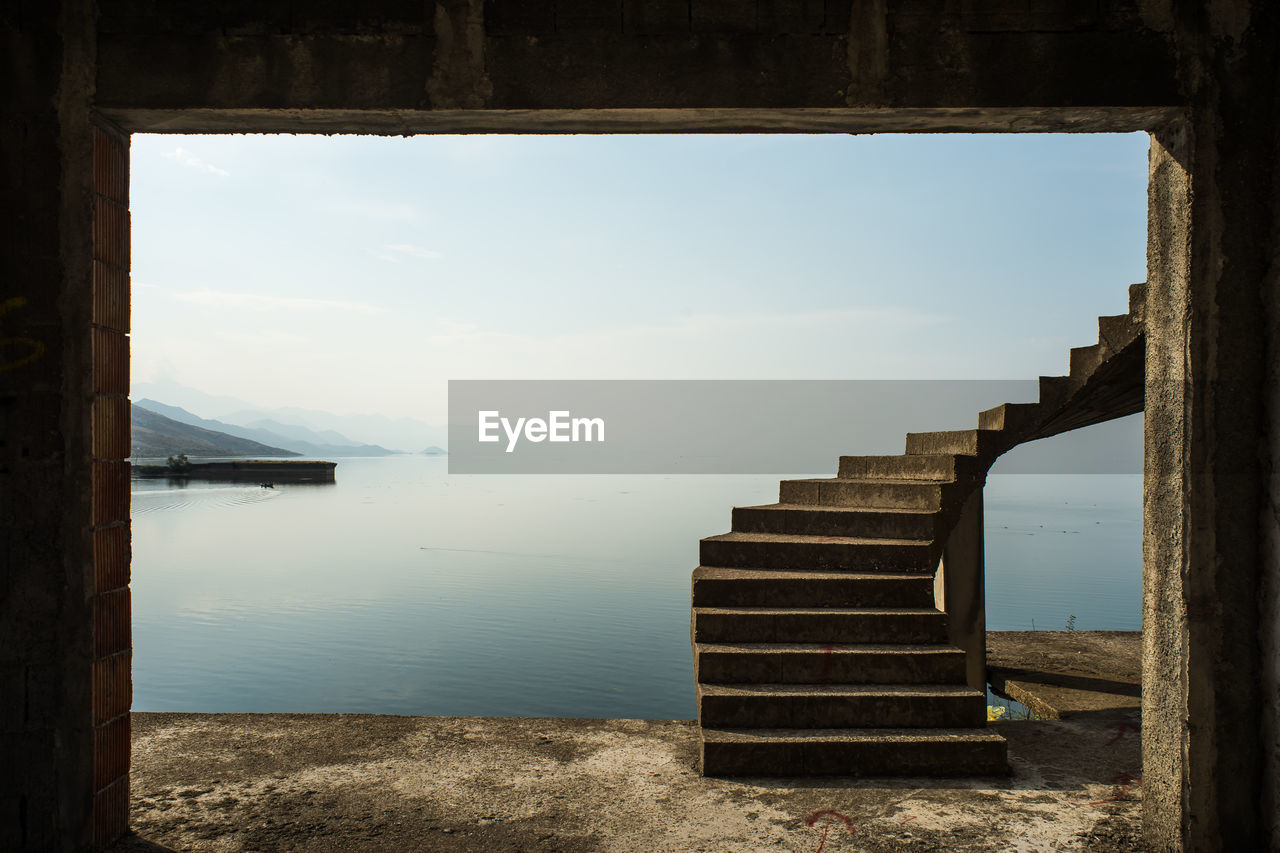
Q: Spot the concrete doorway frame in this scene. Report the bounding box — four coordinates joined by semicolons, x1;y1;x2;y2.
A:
11;8;1274;844
86;105;1193;842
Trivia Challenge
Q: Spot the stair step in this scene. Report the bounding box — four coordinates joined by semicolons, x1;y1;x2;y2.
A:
694;643;966;684
697;683;987;728
700;727;1009;776
1098;313;1141;351
700;531;935;571
731;504;938;540
692;607;948;644
1069;342;1107;378
778;478;945;510
836;454;971;481
1038;375;1076;407
976;401;1040;432
903;429;1002;457
691;567;936;608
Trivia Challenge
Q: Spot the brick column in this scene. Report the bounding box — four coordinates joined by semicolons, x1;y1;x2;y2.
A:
90;122;131;847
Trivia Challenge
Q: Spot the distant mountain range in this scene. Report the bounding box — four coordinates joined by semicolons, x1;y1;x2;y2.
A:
133;399;401;457
131;405;299;459
131;380;448;452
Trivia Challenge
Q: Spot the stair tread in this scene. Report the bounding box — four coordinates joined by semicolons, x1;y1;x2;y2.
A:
736;503;937;516
700;683;983;697
695;643;962;653
839;453;958;461
694;606;941;616
703;727;1005;743
703;531;930;546
906;428;1001;438
694;566;931;580
784;477;946;486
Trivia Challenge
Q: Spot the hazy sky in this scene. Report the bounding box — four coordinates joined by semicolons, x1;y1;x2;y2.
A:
130;132;1149;424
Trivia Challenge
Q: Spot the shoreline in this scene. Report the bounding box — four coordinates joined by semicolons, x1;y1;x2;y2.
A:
131;459;337;483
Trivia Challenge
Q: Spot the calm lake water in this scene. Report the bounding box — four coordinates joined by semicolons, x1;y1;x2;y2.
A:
131;456;1142;718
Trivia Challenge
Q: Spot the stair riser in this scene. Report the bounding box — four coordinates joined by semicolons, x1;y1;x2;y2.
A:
977;402;1039;432
695;651;966;684
836;456;963;481
1038;376;1075;407
1069;345;1107;377
780;480;943;510
732;506;937;539
698;694;986;728
700;540;936;571
904;431;1001;457
692;613;948;644
691;577;935;608
701;738;1009;777
1098;315;1141;352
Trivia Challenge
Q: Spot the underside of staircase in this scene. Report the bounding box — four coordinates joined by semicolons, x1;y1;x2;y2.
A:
692;284;1147;777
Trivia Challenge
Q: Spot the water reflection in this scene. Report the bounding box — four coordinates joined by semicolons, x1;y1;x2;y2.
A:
130;457;1141;717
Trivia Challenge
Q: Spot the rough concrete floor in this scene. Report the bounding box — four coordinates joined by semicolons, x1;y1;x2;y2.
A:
110;711;1145;852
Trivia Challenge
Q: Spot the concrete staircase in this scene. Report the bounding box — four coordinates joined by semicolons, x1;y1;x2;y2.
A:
693;284;1146;776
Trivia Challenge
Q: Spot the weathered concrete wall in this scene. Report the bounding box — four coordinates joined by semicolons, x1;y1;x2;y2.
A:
1142;3;1279;850
1142;122;1190;851
1;1;98;850
3;1;1280;850
93;0;1182;132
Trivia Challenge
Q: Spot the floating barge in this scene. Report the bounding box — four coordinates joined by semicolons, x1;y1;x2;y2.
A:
132;460;337;483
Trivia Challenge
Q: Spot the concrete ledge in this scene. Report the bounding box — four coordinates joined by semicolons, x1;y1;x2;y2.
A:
110;711;1146;852
987;631;1141;720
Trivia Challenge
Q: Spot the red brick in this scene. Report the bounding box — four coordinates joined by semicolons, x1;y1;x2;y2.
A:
93;197;130;268
94;524;131;592
91;460;130;526
92;327;128;395
93;590;130;660
92;774;129;845
92;260;129;333
92;394;130;460
93;714;130;792
93;124;129;205
92;653;131;725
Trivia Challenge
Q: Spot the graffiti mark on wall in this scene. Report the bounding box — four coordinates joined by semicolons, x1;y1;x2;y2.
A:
0;297;46;372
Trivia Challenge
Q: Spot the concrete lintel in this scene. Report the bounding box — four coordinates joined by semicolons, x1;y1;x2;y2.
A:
99;105;1184;136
